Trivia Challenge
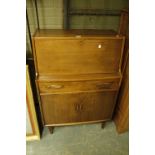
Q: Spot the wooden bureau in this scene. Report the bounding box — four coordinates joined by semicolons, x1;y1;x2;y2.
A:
32;29;125;133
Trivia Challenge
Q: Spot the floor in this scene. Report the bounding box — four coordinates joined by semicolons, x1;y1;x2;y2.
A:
26;122;129;155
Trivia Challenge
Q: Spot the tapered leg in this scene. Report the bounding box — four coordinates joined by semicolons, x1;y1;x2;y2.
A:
101;122;106;129
48;126;54;134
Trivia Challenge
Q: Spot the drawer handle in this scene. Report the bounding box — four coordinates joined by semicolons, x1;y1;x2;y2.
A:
96;82;113;89
47;84;64;89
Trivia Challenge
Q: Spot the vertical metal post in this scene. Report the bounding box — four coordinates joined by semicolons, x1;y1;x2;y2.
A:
26;9;33;51
34;0;40;29
63;0;70;29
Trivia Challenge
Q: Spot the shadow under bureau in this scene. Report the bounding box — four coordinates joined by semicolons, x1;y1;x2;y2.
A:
32;29;125;134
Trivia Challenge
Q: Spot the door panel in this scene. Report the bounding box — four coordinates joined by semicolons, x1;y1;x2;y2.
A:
40;91;117;125
35;38;124;75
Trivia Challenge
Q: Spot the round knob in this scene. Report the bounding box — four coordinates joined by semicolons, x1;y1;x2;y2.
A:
98;44;102;48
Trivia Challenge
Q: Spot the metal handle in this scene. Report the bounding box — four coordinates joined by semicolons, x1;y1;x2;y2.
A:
77;104;79;111
96;82;113;89
79;104;83;111
75;103;84;112
75;103;79;112
47;84;63;89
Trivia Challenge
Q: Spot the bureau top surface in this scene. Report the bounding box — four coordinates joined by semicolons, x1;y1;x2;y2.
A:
33;29;121;38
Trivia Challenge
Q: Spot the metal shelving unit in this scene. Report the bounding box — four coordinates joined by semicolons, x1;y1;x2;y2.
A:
69;9;121;16
63;0;122;29
26;0;40;56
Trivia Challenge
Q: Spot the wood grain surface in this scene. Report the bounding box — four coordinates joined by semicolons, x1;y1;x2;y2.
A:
40;91;117;125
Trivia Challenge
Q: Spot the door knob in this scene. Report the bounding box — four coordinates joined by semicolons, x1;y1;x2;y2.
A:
98;44;102;48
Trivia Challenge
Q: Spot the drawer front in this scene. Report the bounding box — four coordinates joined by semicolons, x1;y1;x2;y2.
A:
35;38;124;75
40;91;117;125
38;79;120;94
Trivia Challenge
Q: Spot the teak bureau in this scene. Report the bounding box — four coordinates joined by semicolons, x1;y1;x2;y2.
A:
32;29;125;133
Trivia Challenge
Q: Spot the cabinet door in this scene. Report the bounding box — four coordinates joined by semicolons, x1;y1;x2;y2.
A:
40;91;117;125
35;38;124;75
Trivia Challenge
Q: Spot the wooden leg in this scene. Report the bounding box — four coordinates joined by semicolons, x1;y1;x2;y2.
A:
48;126;54;134
101;122;106;129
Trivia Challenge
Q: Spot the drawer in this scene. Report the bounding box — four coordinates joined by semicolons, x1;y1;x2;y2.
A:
40;91;117;125
34;38;124;75
38;79;120;94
